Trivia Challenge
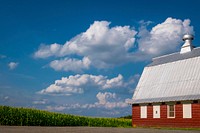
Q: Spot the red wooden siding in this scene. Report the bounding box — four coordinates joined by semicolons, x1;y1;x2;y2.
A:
132;103;200;128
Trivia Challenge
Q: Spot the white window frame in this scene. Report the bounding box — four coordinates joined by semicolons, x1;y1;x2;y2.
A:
167;104;175;118
153;105;160;118
183;103;192;118
140;106;147;118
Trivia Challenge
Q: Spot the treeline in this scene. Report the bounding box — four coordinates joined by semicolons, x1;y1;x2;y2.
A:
0;106;132;127
119;115;132;119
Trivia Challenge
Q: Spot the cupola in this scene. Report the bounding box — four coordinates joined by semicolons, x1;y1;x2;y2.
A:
180;34;194;54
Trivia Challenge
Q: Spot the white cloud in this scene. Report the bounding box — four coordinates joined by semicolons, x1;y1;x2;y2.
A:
96;92;116;104
39;84;84;96
34;18;194;70
34;21;137;68
95;92;128;109
33;99;48;105
137;17;194;58
8;62;19;70
38;74;124;95
49;57;91;72
102;101;128;109
125;98;134;104
46;105;66;111
102;74;123;89
45;92;128;111
34;43;62;59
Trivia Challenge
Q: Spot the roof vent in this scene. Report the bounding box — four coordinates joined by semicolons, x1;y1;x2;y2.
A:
180;34;194;54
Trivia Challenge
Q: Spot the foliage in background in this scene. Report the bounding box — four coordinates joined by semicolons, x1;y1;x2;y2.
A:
0;106;132;127
119;115;132;119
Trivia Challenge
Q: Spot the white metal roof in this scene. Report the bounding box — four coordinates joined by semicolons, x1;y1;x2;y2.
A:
132;52;200;104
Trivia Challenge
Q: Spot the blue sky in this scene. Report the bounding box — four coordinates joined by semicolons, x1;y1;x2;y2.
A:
0;0;200;117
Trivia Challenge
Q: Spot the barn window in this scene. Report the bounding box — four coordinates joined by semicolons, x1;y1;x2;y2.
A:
140;106;147;118
167;105;175;118
183;104;192;118
153;105;160;118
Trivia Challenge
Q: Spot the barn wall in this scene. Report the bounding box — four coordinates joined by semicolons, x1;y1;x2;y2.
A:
132;103;200;128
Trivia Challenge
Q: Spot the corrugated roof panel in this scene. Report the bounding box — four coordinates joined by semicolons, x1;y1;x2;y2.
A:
190;58;196;80
196;58;200;79
132;55;200;104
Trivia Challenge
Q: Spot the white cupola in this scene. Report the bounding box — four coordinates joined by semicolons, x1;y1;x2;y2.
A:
180;34;194;54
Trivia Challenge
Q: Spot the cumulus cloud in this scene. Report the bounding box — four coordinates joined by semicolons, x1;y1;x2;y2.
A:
46;92;128;112
95;92;128;109
38;74;124;95
8;62;19;70
38;72;139;114
96;92;116;104
34;18;194;70
34;43;62;59
49;57;91;72
34;21;137;68
102;74;123;89
137;17;194;58
39;85;83;96
101;101;128;109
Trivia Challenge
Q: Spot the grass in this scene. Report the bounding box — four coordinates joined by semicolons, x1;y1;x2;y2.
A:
0;105;132;127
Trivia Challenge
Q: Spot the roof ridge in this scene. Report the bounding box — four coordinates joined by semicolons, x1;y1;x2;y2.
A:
148;46;200;67
152;52;179;61
153;47;200;61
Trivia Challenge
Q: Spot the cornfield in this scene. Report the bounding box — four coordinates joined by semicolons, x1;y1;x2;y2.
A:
0;106;132;127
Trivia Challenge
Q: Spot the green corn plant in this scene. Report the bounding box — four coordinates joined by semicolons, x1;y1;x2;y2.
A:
0;106;132;127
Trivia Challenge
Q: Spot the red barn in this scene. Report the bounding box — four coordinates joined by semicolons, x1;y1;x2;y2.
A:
131;34;200;128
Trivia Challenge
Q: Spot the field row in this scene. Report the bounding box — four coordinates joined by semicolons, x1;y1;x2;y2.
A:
0;106;132;127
